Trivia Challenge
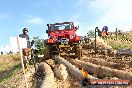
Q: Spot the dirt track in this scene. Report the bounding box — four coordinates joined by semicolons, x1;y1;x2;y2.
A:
16;37;132;88
17;47;132;88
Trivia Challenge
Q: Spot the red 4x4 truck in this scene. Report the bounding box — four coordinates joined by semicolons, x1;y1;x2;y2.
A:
44;22;83;59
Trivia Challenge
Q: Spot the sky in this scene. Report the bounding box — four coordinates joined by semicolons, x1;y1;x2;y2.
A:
0;0;132;49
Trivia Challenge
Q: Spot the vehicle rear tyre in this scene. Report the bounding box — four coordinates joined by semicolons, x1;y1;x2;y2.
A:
76;45;82;59
44;44;52;59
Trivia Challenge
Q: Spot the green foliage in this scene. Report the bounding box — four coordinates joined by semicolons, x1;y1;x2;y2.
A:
106;33;132;50
111;43;128;50
0;63;21;83
87;30;95;38
33;36;45;55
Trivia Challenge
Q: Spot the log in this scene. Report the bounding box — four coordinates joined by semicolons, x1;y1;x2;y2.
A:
38;62;57;88
53;55;97;80
54;64;68;80
69;59;132;79
81;57;125;69
117;49;132;56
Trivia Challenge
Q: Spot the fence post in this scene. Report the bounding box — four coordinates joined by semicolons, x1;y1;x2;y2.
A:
116;28;118;39
95;27;98;54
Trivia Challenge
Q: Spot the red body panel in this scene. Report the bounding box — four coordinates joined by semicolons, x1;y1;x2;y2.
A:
47;22;80;44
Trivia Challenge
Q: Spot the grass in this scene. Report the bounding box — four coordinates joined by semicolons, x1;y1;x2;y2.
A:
105;39;132;49
0;62;21;83
0;62;18;72
0;53;20;62
104;34;132;50
0;53;22;86
111;43;130;50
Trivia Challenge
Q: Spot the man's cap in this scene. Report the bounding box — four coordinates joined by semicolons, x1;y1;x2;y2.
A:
23;28;28;32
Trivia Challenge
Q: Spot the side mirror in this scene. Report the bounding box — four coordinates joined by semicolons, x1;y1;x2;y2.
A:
46;30;48;33
75;25;79;30
75;27;77;30
47;24;49;27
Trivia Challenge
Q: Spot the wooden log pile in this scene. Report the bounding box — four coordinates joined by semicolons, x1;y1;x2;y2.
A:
53;55;97;80
69;59;132;79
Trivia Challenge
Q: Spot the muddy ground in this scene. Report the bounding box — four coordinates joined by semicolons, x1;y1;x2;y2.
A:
18;48;132;88
0;48;132;88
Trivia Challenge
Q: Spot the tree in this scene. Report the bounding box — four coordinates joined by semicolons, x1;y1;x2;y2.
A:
87;30;95;38
33;36;45;55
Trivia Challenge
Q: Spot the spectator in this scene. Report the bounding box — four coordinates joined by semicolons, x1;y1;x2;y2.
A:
19;28;30;48
19;28;31;68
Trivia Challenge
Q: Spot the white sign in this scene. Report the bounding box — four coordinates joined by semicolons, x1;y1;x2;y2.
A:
10;37;27;50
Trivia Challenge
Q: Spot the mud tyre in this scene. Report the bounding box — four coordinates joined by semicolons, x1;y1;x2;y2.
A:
44;44;52;59
76;45;82;59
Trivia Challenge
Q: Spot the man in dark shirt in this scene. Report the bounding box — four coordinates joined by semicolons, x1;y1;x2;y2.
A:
19;28;31;68
19;28;30;48
102;26;108;35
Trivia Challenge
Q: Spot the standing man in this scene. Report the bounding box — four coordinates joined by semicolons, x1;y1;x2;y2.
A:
102;26;109;36
19;28;31;67
19;28;30;48
84;36;87;44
